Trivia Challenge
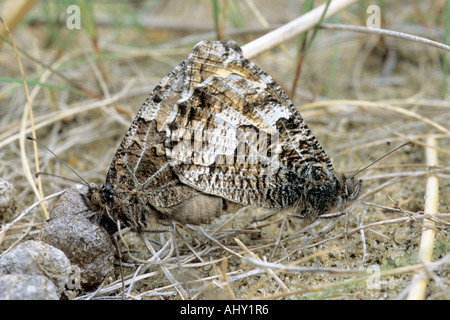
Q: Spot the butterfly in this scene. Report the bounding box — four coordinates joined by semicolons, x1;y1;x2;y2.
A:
84;40;362;232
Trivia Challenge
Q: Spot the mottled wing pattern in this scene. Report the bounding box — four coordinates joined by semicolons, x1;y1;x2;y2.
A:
105;60;201;209
165;41;335;208
106;40;336;211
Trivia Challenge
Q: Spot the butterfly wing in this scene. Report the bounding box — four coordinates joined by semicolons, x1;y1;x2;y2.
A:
165;40;336;208
105;59;203;210
106;40;336;212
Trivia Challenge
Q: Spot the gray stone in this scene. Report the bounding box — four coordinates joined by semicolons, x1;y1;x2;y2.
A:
0;178;16;222
0;240;71;294
0;274;59;300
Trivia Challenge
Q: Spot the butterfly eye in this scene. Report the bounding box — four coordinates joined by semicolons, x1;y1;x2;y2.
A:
345;178;362;202
88;191;102;207
346;179;354;195
101;185;115;203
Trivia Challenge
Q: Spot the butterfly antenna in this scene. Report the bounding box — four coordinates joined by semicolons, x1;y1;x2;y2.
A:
353;141;414;177
35;172;86;185
26;136;91;188
353;141;388;177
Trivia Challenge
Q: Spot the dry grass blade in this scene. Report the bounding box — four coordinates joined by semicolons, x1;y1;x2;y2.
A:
235;238;290;293
0;80;134;150
407;137;440;300
0;190;65;254
140;234;189;299
0;16;48;218
241;0;358;58
320;23;450;53
0;0;37;47
301;99;450;136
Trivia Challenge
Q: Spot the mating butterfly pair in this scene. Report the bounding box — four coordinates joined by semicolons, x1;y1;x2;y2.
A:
84;40;362;232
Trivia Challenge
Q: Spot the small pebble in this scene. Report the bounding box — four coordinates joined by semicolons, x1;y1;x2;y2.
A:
0;240;71;295
0;274;59;300
0;178;16;222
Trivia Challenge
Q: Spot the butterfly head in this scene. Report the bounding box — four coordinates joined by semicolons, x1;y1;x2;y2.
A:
339;174;363;206
289;165;360;220
312;173;362;219
80;183;119;234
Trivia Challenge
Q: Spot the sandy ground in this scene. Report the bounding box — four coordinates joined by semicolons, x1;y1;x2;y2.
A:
0;0;448;300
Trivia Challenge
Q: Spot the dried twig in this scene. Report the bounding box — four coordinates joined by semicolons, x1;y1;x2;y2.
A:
0;190;65;254
320;23;450;53
407;137;440;300
241;0;358;58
